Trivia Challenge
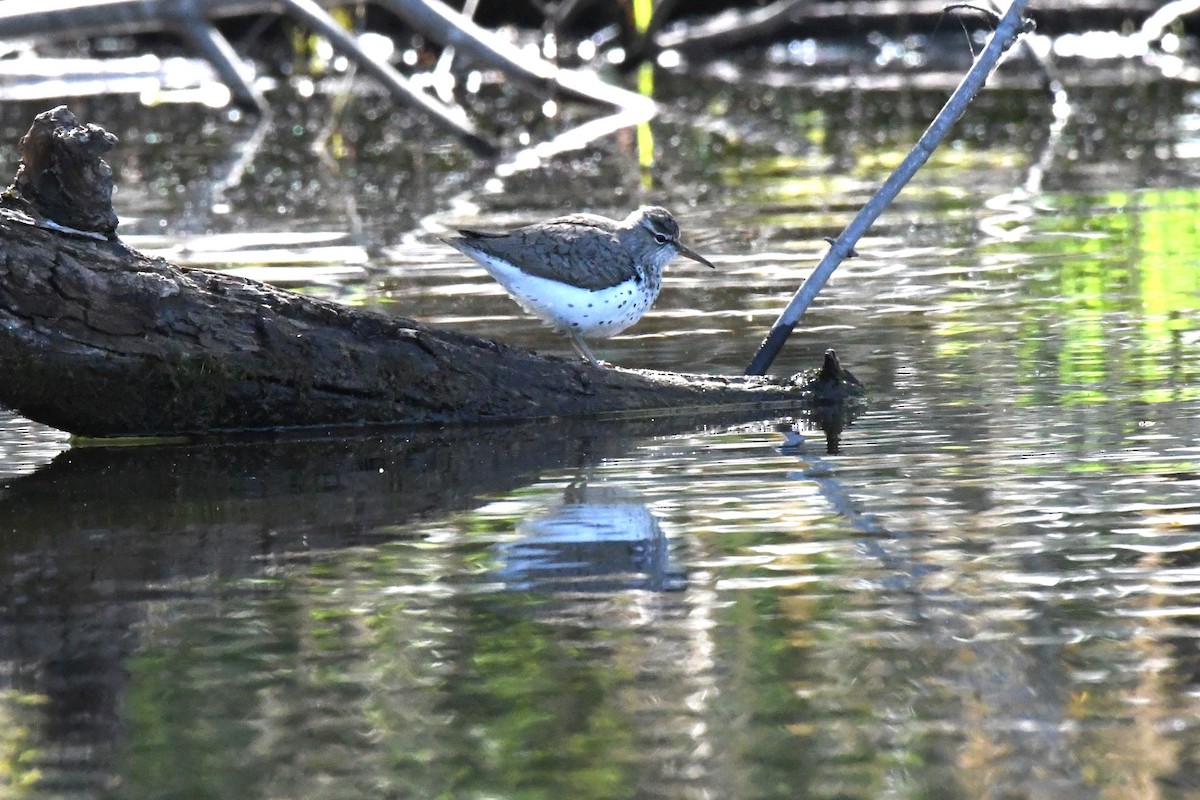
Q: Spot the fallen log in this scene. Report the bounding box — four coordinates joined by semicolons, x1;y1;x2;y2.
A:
0;107;864;438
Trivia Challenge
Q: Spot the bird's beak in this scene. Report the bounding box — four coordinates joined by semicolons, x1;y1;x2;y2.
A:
677;243;717;269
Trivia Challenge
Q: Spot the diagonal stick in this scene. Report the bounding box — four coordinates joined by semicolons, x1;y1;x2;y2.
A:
744;0;1034;376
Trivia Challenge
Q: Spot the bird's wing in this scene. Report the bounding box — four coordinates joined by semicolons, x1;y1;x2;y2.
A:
457;216;639;291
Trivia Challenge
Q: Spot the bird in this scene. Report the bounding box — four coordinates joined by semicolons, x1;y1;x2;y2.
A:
442;206;716;367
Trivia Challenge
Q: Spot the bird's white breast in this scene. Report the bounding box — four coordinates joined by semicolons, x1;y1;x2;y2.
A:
475;253;661;339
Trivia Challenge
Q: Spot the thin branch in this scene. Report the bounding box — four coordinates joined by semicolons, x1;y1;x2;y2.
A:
744;0;1033;376
1140;0;1200;43
654;0;811;58
381;0;653;112
279;0;497;155
176;20;264;111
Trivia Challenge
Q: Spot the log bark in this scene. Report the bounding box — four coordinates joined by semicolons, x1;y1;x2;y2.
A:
0;107;862;438
0;213;861;437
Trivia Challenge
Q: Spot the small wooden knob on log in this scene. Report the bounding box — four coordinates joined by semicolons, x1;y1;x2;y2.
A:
5;105;120;237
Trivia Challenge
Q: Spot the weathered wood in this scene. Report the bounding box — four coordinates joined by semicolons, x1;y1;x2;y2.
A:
0;106;861;437
381;0;654;112
0;215;862;436
0;0;495;151
0;0;651;147
658;0;1170;52
5;105;119;237
1;0;1171;43
0;212;864;436
278;0;495;155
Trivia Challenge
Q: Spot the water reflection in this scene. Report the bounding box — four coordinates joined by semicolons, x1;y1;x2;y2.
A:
493;482;687;592
0;421;713;798
2;399;1199;798
0;412;70;479
2;44;1200;800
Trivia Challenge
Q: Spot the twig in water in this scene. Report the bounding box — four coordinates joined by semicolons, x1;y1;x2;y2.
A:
744;0;1033;376
280;0;496;155
1140;0;1200;44
823;237;858;258
943;3;1001;27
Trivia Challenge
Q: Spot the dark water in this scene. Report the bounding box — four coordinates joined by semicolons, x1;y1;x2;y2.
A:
1;45;1199;799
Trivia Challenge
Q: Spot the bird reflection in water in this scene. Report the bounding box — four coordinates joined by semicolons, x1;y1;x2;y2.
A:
494;482;686;592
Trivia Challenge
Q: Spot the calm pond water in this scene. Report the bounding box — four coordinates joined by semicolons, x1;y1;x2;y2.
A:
1;41;1199;799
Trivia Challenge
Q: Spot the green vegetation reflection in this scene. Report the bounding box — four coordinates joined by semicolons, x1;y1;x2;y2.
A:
950;188;1200;407
111;550;670;800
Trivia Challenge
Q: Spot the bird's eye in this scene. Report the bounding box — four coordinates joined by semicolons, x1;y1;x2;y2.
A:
654;233;670;244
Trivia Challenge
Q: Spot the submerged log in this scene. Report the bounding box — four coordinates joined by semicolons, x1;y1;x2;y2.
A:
0;107;863;438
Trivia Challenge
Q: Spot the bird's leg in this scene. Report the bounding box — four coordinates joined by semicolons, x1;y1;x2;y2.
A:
569;333;602;368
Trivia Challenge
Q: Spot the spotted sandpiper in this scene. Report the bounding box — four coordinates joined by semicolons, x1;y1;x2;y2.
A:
443;206;716;367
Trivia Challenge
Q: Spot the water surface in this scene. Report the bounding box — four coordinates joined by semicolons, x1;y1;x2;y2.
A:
1;50;1199;799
